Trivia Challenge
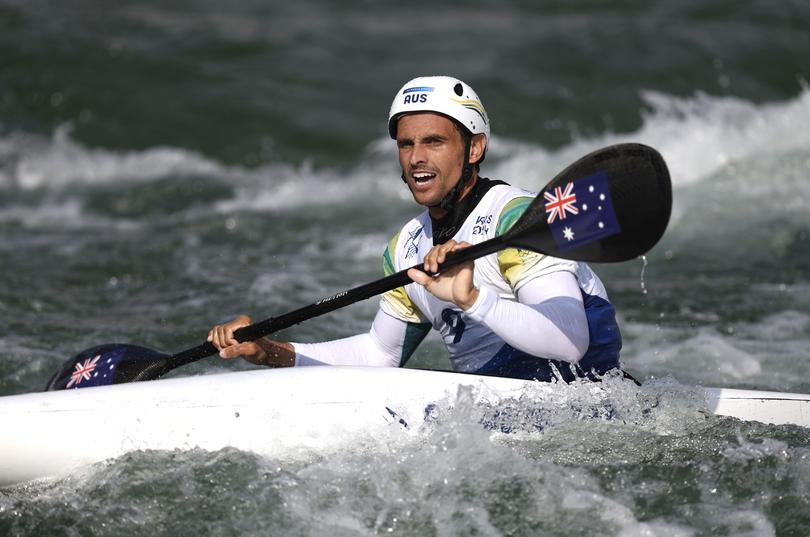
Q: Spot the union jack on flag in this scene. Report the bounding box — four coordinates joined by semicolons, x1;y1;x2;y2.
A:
66;354;101;388
544;171;621;252
544;183;579;224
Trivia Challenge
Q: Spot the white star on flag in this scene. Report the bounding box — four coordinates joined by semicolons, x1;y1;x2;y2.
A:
563;227;575;241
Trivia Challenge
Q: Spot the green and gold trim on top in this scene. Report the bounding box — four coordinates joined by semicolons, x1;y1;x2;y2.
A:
495;196;533;236
450;97;488;124
381;230;425;324
495;196;544;288
382;231;400;277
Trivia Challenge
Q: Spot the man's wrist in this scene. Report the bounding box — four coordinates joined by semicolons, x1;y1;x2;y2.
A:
458;287;480;311
254;338;295;367
463;286;497;323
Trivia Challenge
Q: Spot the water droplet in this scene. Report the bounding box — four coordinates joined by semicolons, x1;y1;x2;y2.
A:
639;255;648;295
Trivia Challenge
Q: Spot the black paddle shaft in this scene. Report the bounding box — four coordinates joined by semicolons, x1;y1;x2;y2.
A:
163;233;512;372
47;142;671;388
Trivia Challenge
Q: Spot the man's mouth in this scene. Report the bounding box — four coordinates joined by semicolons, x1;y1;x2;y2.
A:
411;171;437;185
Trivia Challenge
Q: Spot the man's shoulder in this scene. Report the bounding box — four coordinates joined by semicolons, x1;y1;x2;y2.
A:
392;211;431;246
480;183;536;208
478;183;536;236
383;212;431;275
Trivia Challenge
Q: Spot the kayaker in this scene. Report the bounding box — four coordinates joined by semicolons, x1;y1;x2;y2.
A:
208;76;624;382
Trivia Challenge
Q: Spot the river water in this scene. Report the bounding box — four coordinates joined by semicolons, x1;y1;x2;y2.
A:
2;1;810;535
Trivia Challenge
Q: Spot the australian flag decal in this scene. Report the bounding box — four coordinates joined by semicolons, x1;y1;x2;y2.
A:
66;347;125;388
544;171;620;251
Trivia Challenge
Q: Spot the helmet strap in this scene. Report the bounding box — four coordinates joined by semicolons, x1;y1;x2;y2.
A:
435;135;473;211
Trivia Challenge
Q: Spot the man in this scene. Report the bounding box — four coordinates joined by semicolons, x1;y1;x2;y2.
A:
208;76;623;382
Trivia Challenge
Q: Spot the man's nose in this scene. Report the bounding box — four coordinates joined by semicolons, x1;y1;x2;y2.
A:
409;143;428;166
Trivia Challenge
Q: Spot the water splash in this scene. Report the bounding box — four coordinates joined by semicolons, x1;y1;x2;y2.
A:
2;376;770;537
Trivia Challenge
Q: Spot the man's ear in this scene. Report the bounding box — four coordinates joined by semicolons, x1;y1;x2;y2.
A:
469;133;487;164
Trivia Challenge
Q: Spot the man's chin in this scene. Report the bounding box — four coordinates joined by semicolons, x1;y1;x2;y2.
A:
405;185;436;206
410;192;441;208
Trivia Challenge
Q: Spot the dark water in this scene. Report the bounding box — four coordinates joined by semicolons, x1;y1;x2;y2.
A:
2;0;810;535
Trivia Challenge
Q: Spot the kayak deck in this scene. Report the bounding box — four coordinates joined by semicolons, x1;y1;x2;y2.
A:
1;367;808;487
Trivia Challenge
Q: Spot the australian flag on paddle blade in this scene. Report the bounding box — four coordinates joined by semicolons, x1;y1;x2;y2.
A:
543;171;620;251
65;346;126;388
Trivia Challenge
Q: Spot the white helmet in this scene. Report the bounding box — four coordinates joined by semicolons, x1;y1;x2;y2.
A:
388;76;489;140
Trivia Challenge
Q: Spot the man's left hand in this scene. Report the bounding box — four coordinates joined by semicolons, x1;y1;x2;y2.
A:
407;240;480;310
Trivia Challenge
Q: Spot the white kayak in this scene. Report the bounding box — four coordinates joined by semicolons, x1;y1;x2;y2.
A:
1;366;809;487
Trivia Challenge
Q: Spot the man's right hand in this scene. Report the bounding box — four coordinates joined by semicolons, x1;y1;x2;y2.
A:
207;315;295;367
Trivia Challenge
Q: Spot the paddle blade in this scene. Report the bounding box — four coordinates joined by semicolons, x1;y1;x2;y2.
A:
45;344;171;391
505;143;671;262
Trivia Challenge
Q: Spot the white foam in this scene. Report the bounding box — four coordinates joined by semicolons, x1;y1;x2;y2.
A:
212;160;398;214
0;124;223;189
722;434;790;464
2;87;809;242
2;88;809;201
488;86;810;192
737;310;810;341
622;323;766;385
0;198;142;231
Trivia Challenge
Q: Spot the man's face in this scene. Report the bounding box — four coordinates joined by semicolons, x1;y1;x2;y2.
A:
395;113;467;208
